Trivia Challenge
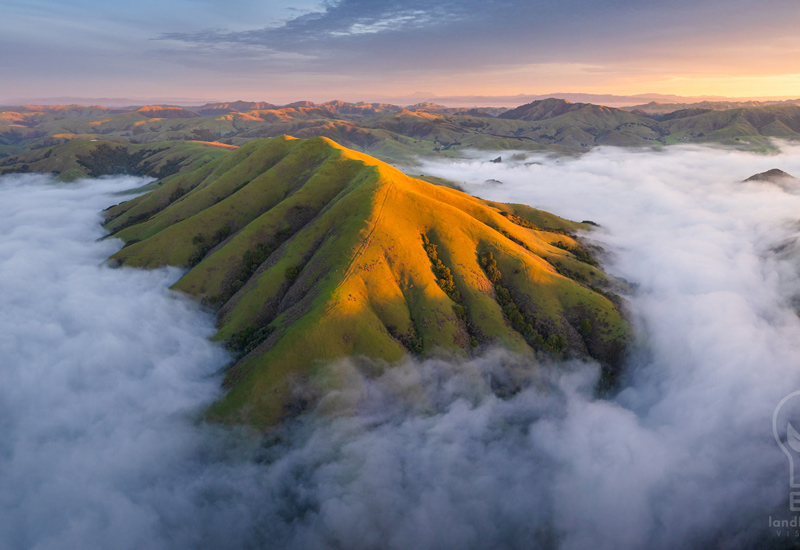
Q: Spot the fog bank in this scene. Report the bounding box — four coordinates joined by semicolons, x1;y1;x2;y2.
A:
419;143;800;547
0;175;232;549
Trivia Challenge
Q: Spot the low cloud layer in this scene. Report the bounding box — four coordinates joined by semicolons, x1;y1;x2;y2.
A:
0;175;231;549
419;143;800;546
4;143;800;549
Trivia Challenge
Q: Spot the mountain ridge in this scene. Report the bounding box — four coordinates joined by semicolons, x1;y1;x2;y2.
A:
4;98;798;167
103;135;629;427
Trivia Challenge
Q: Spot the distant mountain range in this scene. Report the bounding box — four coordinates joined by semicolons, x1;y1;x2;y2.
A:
3;97;800;169
370;92;778;108
623;99;800;114
7;92;799;109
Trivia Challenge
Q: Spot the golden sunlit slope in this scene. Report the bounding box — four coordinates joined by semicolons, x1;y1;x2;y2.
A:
105;136;628;427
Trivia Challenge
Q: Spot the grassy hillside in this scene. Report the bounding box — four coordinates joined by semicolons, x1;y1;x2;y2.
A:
104;136;629;428
657;105;800;148
623;99;800;115
0;138;231;181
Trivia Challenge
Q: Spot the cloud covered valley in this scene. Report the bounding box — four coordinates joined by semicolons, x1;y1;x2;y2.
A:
4;143;800;549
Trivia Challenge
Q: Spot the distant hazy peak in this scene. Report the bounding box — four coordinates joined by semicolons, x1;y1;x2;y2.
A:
744;168;799;183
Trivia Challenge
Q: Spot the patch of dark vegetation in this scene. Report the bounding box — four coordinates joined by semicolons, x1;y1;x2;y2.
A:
284;264;302;281
588;285;625;309
547;258;587;283
498;210;572;235
150;156;187;179
387;323;424;355
498;229;532;251
229;180;251;196
169;187;188;202
77;144;150;177
421;234;481;349
226;324;275;359
111;211;155;232
486;369;523;400
433;140;462;151
7;164;31;174
479;251;566;354
551;240;598;266
421;233;461;303
226;205;322;298
0;128;46;146
228;226;294;295
187;225;232;267
192;129;217;142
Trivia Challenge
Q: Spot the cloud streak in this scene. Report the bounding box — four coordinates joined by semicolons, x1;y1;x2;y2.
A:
154;0;800;73
5;0;800;101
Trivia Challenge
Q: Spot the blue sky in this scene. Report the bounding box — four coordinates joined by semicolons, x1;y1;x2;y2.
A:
2;0;800;103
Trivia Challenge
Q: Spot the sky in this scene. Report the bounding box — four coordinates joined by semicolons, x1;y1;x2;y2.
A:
0;0;800;103
2;1;800;105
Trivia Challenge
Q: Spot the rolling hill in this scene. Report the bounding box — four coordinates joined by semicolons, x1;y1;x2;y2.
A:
103;136;630;428
655;104;800;146
623;99;800;115
0;138;231;181
497;98;661;148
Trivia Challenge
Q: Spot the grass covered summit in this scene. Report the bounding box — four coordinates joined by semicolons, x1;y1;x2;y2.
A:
105;135;629;427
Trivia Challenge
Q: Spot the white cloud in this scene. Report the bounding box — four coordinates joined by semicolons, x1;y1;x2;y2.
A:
418;143;800;547
0;174;230;549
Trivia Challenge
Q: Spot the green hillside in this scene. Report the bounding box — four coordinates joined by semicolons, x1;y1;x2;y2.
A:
657;105;800;147
0;138;232;181
623;99;800;115
104;136;629;428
